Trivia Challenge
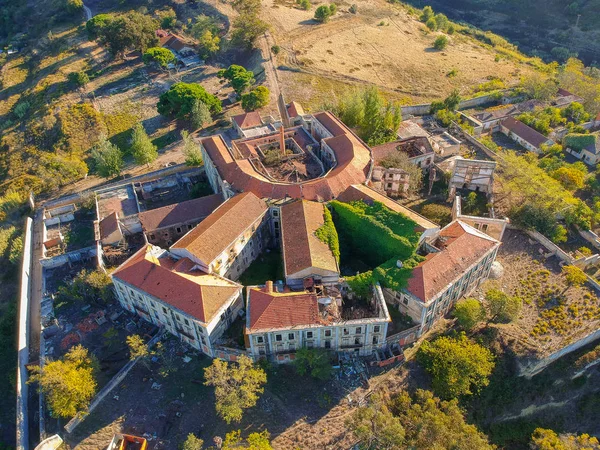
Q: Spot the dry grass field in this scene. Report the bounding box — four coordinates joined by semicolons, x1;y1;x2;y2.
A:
265;0;535;109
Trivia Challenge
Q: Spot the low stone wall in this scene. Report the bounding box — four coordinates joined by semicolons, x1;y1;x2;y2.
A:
578;227;600;250
16;217;33;450
213;345;249;362
518;327;600;378
401;91;507;117
450;123;503;161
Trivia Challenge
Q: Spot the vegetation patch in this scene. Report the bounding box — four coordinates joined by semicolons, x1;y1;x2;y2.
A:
315;206;340;263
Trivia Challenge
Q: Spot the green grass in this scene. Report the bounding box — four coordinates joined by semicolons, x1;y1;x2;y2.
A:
238;250;284;287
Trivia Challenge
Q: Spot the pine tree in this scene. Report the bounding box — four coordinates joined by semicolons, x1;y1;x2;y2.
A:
130;123;158;166
181;130;203;166
91;136;123;178
190;100;212;130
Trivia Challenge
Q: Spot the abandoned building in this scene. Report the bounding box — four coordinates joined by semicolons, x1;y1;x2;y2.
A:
370;137;434;197
446;157;496;199
245;281;391;362
139;194;224;247
111;244;243;357
170;192;270;281
452;195;508;242
564;132;600;166
98;212;124;247
156;29;201;67
200;111;372;201
500;117;555;153
231;112;278;138
385;220;500;337
279;200;340;290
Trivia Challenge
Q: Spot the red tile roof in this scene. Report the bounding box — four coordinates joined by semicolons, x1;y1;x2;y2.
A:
247;286;321;330
280;200;338;277
287;101;304;118
201;112;372;201
112;245;241;323
232;112;263;129
139;194;223;232
501;117;551;148
171;192;268;265
406;221;500;303
99;212;120;239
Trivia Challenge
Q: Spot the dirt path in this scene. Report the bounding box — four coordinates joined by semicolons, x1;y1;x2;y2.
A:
258;31;284;116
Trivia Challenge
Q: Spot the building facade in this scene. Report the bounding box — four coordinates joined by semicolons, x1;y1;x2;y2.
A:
383;220;500;337
245;281;391;363
112;245;243;357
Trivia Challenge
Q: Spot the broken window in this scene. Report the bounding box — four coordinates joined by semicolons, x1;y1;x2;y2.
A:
324;340;331;349
275;334;282;341
372;336;378;345
324;330;332;337
257;336;264;344
306;331;313;339
288;333;295;340
355;327;362;334
373;325;380;333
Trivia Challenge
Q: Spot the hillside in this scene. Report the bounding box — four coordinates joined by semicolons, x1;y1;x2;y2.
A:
402;0;600;65
264;0;539;108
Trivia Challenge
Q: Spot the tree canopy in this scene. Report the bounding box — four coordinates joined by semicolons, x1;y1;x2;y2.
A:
347;389;495;449
94;12;159;56
417;333;495;399
453;298;486;331
142;47;176;68
485;288;522;323
157;82;222;119
91;137;123;178
204;355;267;424
241;86;270;111
294;347;332;380
218;65;255;95
130;123;158;166
29;345;98;418
181;130;203;166
378;150;424;195
531;428;600;450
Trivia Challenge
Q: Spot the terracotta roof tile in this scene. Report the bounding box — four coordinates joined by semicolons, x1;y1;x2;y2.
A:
247;287;320;330
139;194;223;232
406;221;500;303
501;117;551;148
280;200;338;277
99;212;119;239
112;245;241;323
200;111;372;201
171;192;268;265
232;112;263;129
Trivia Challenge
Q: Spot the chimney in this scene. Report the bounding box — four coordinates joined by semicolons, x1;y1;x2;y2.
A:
265;280;273;293
279;125;285;158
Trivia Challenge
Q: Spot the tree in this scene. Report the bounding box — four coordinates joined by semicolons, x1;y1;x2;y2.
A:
68;70;90;87
434;13;449;31
191;15;219;39
347;389;495;449
190;99;212;130
29;345;98;418
181;433;204;450
297;0;311;10
329;3;337;14
562;102;590;124
91;137;123;178
520;73;559;101
314;5;333;22
218;65;255;95
294;347;332;380
426;17;437;31
142;47;176;68
454;298;485;331
420;5;434;22
231;13;269;50
417;333;495;399
204;355;267;424
157;82;222;119
86;14;112;40
96;12;159;56
378;151;423;195
433;35;448;50
531;428;600;449
157;8;177;29
66;0;83;14
552;166;586;191
197;30;220;59
56;269;114;305
222;430;272;450
241;86;270;111
485;288;522;323
443;88;461;111
130;123;158;166
562;265;587;292
181;130;203;166
463;191;478;214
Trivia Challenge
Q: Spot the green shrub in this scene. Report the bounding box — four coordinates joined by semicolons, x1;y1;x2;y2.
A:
315;207;340;263
434;35;448;50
